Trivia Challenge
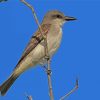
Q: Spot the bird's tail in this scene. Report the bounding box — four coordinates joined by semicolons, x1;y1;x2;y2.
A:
0;74;19;96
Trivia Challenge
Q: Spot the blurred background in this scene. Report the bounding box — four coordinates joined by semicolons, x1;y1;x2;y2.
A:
0;0;100;100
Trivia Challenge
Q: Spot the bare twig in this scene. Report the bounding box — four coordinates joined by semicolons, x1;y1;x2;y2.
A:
20;0;45;39
25;93;33;100
47;59;54;100
20;0;54;100
60;79;79;100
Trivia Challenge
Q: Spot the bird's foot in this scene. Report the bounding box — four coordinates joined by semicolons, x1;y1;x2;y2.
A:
44;55;50;61
47;69;52;75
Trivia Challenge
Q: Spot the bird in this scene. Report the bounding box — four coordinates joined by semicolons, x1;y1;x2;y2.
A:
0;10;76;96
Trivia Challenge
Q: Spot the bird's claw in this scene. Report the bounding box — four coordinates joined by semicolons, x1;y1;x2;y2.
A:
42;66;52;75
45;55;50;61
47;69;52;75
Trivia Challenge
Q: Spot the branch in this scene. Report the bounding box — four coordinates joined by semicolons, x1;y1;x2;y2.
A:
25;93;33;100
60;79;79;100
20;0;54;100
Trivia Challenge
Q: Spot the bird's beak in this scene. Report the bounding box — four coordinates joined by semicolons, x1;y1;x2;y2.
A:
64;16;77;21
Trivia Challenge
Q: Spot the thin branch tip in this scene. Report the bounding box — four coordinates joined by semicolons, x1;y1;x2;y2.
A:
25;92;33;100
60;79;79;100
76;78;79;88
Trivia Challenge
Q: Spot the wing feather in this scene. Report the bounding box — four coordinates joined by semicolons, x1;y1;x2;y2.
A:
15;24;51;69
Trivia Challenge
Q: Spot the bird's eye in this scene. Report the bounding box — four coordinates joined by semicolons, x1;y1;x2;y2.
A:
56;15;62;18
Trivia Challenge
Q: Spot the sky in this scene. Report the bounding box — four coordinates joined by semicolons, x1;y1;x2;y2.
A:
0;0;100;100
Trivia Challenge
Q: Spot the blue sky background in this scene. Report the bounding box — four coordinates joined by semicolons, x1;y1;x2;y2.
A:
0;0;100;100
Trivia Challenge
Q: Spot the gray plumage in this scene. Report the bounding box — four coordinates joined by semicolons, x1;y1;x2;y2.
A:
0;10;76;96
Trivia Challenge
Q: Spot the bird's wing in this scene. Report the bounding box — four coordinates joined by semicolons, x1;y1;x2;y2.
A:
14;24;51;69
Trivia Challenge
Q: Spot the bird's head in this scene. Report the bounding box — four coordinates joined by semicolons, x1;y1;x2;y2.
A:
43;10;77;27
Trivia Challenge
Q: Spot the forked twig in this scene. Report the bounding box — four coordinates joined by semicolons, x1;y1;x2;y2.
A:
20;0;54;100
60;79;79;100
20;0;45;39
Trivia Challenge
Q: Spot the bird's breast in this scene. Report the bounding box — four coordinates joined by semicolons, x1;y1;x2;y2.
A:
47;26;62;56
39;26;62;65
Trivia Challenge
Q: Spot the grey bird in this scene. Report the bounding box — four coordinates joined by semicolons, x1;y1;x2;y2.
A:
0;10;76;96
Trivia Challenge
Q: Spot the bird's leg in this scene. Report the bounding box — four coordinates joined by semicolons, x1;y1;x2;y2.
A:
47;68;52;75
45;55;50;61
42;56;52;75
42;65;52;75
43;37;50;61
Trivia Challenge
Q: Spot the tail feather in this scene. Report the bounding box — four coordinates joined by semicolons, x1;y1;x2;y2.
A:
0;74;19;96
